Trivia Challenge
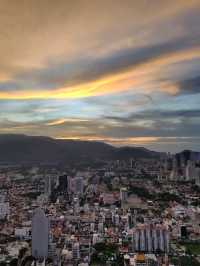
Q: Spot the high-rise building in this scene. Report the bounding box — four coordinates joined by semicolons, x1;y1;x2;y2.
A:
112;212;120;226
0;190;7;203
98;222;104;233
32;208;49;261
185;160;198;181
128;213;134;229
67;176;73;194
195;168;200;186
0;202;10;220
133;224;169;254
120;187;128;203
130;158;135;168
72;242;80;260
170;157;179;180
75;176;84;195
73;197;80;215
44;176;52;197
180;225;188;239
44;175;58;199
67;176;84;195
57;174;68;192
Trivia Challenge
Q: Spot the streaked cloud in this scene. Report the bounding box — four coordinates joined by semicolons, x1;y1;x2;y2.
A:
46;118;89;126
0;0;199;151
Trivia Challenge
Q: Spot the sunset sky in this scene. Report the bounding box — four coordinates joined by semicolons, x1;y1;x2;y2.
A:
0;0;200;152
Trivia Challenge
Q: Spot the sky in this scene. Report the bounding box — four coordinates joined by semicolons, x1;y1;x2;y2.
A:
0;0;200;152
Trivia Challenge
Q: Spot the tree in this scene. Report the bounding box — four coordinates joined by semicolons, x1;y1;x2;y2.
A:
10;259;18;266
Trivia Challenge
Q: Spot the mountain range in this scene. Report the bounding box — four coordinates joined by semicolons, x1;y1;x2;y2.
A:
0;134;198;165
0;134;163;164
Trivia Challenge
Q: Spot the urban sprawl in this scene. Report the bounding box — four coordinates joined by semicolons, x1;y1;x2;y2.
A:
0;151;200;266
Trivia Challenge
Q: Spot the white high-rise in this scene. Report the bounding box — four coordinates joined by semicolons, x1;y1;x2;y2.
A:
0;202;10;220
72;242;80;260
134;224;169;253
120;187;128;203
195;168;200;186
75;176;84;195
185;160;198;181
32;208;49;261
44;176;52;197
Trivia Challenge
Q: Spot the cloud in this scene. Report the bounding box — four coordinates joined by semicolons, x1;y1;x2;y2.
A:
0;0;199;151
0;0;199;100
104;108;200;123
0;37;199;98
45;118;89;126
177;76;200;94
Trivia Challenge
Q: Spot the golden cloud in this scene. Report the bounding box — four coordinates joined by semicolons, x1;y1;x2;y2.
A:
0;47;199;100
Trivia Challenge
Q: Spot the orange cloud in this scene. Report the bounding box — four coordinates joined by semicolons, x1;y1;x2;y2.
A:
46;119;67;126
56;135;200;146
46;118;89;126
56;136;159;145
0;47;199;100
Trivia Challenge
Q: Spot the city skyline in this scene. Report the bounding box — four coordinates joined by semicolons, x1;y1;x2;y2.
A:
0;0;200;152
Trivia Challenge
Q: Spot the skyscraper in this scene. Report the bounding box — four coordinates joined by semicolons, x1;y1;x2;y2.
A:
67;176;84;195
185;160;198;181
75;176;84;195
44;176;52;197
120;187;128;204
134;224;169;254
72;242;80;260
0;202;10;220
32;208;49;261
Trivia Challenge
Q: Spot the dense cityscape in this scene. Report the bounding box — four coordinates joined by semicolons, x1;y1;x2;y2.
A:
1;0;200;265
0;149;199;265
